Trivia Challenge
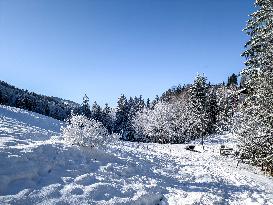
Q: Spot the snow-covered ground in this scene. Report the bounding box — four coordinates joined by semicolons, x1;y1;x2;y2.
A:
0;105;273;205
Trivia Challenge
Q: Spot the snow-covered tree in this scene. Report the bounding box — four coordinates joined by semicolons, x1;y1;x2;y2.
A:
15;93;36;111
147;101;177;143
215;85;238;133
132;75;231;144
235;0;273;166
146;98;151;109
133;101;177;143
115;95;130;136
206;88;218;134
101;103;115;133
81;94;91;118
242;0;273;74
227;73;238;87
62;114;109;148
187;74;210;140
151;95;160;109
132;107;151;142
133;100;191;143
91;101;102;122
235;71;273;164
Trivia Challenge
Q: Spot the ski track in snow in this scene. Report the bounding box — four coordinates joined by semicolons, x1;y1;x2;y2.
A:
0;105;273;205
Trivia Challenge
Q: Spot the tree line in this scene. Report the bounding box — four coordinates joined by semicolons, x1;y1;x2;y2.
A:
0;72;239;143
112;74;239;143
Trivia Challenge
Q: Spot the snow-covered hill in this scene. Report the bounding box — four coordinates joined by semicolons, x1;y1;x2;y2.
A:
0;105;273;205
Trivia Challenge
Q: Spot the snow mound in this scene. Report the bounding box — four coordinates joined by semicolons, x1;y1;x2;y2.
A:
0;105;62;141
1;105;273;204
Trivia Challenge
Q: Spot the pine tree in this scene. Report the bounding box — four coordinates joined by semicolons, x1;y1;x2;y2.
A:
81;94;91;118
187;74;209;143
133;95;145;113
216;85;238;133
206;88;218;134
91;101;102;122
242;0;273;74
151;95;160;109
235;0;273;166
235;71;273;164
115;94;130;136
102;103;114;133
146;98;150;109
128;96;143;140
227;73;238;87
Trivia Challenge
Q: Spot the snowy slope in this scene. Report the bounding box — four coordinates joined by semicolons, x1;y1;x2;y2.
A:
0;105;273;205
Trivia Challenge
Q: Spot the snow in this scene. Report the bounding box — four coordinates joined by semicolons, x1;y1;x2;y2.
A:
0;105;273;204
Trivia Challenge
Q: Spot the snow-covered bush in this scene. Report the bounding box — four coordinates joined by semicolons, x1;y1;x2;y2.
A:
62;114;110;147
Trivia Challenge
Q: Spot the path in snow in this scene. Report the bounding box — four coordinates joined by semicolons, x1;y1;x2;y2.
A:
0;105;273;205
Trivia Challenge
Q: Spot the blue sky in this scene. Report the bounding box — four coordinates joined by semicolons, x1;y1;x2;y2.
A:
0;0;254;106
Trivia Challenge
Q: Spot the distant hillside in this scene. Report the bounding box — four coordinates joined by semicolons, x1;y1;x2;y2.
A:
0;80;79;120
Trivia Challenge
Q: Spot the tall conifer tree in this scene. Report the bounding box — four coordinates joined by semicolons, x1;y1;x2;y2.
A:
236;0;273;165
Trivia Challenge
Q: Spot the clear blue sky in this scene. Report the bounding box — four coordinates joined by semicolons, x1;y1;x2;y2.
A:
0;0;254;107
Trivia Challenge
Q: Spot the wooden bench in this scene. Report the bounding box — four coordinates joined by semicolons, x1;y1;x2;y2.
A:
220;145;234;156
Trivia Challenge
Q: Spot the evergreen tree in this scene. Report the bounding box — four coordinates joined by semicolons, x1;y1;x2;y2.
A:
81;94;91;118
216;85;238;133
235;0;273;166
239;73;247;89
146;98;150;109
242;0;273;74
102;103;114;133
206;88;218;134
91;101;102;122
235;71;273;164
187;74;209;141
132;101;178;143
227;73;238;87
151;95;160;109
134;95;145;113
115;94;130;136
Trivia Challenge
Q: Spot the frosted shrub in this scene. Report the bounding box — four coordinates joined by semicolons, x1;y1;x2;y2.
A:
133;101;188;143
62;114;109;147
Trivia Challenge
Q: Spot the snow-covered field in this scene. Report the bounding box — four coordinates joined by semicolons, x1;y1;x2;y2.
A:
0;105;273;205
